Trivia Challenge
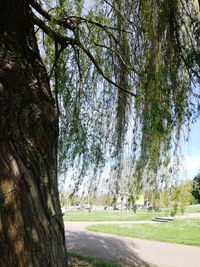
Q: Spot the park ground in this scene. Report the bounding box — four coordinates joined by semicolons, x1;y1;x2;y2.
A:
64;207;200;267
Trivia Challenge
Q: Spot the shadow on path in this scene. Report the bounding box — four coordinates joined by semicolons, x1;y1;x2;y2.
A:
66;230;154;267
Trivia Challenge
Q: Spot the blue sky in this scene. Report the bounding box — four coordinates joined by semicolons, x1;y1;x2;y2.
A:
182;120;200;179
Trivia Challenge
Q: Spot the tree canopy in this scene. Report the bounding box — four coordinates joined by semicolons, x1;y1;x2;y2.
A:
192;172;200;203
30;0;200;196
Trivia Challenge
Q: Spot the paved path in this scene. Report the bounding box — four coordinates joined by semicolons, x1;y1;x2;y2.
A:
65;214;200;267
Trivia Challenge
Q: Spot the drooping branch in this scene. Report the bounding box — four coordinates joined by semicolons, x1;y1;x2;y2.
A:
29;0;132;34
92;41;140;76
28;0;199;195
32;14;74;47
49;44;65;78
66;15;132;34
76;42;136;97
29;0;76;31
31;13;136;97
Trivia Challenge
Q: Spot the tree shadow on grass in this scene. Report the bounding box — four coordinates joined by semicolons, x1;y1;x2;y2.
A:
65;230;155;267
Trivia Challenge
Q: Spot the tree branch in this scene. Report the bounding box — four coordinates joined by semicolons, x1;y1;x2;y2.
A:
29;0;75;31
31;13;136;97
32;14;75;47
92;41;140;76
76;42;136;97
66;15;132;34
29;0;51;20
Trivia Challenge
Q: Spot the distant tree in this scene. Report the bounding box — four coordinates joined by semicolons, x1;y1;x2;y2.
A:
177;181;193;214
165;181;193;215
191;173;200;204
97;194;113;207
146;180;193;215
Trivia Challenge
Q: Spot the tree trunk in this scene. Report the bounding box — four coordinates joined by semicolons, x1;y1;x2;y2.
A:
0;1;66;266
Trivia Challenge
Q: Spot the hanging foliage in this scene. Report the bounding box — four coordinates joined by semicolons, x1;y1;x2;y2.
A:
30;0;200;195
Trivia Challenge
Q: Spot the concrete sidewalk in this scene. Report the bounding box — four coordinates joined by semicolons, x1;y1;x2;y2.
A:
65;219;200;267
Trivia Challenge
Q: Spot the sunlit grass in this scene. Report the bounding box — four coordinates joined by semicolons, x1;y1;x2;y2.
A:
64;210;164;222
64;204;200;222
184;204;200;213
88;219;200;246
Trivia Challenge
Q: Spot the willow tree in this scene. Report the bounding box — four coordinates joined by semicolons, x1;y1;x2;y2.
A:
0;0;199;266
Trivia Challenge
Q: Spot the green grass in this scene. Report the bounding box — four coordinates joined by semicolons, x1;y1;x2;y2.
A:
64;210;164;222
87;219;200;246
64;205;200;222
184;204;200;213
68;250;122;267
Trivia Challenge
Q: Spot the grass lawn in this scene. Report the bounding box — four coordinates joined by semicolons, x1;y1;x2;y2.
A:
64;210;164;222
68;250;122;267
184;204;200;213
87;219;200;246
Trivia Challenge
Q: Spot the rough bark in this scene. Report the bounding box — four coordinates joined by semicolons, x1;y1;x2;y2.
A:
0;1;66;266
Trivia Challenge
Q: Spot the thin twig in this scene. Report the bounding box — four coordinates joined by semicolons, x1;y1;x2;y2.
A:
31;13;136;97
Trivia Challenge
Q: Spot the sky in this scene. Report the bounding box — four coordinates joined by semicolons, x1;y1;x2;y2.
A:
182;120;200;179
